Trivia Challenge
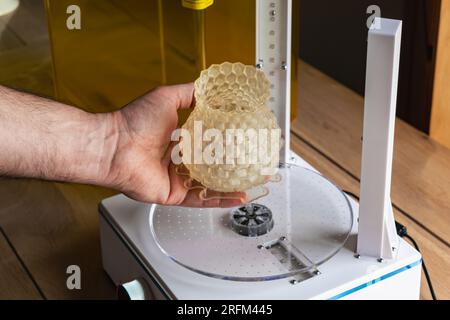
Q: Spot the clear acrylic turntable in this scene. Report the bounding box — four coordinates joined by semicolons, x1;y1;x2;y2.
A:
150;165;353;282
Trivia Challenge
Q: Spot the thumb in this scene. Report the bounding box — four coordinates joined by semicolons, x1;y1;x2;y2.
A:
158;83;195;110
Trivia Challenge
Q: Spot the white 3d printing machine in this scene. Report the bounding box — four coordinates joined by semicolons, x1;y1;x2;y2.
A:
98;1;422;300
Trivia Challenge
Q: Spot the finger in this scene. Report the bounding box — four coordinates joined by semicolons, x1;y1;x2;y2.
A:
163;141;179;167
180;189;247;208
167;161;247;208
162;83;195;110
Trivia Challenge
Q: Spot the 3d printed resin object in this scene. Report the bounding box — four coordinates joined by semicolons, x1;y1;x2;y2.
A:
179;62;281;196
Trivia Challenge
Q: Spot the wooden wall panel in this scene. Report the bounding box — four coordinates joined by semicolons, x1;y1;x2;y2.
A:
430;0;450;149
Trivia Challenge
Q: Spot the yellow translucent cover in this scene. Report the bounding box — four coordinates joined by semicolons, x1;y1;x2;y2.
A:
42;0;256;115
0;1;297;120
181;62;281;192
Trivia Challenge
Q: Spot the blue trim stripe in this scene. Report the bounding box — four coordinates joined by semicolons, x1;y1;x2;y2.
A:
328;259;422;300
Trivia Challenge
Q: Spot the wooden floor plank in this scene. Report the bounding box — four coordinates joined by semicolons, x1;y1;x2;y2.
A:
430;0;450;149
0;16;25;51
291;135;450;300
0;40;54;98
294;60;450;246
0;227;42;299
0;178;117;299
0;4;448;299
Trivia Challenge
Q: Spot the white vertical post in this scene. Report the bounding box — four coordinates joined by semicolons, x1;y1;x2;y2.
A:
256;0;292;163
357;18;402;260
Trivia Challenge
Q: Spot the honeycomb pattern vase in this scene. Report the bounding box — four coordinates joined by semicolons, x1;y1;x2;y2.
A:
181;62;281;193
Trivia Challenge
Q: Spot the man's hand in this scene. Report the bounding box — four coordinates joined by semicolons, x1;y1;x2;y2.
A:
0;84;245;208
104;84;245;207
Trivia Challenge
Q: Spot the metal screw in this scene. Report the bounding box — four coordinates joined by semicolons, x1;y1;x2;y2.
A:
290;279;299;285
280;236;286;241
377;258;384;263
354;254;361;259
256;62;263;69
281;63;288;70
270;10;276;16
313;270;321;275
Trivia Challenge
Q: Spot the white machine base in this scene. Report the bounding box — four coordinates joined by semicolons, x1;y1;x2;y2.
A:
99;153;422;300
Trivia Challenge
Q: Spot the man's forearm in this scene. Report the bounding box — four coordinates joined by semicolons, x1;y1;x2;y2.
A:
0;85;119;185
